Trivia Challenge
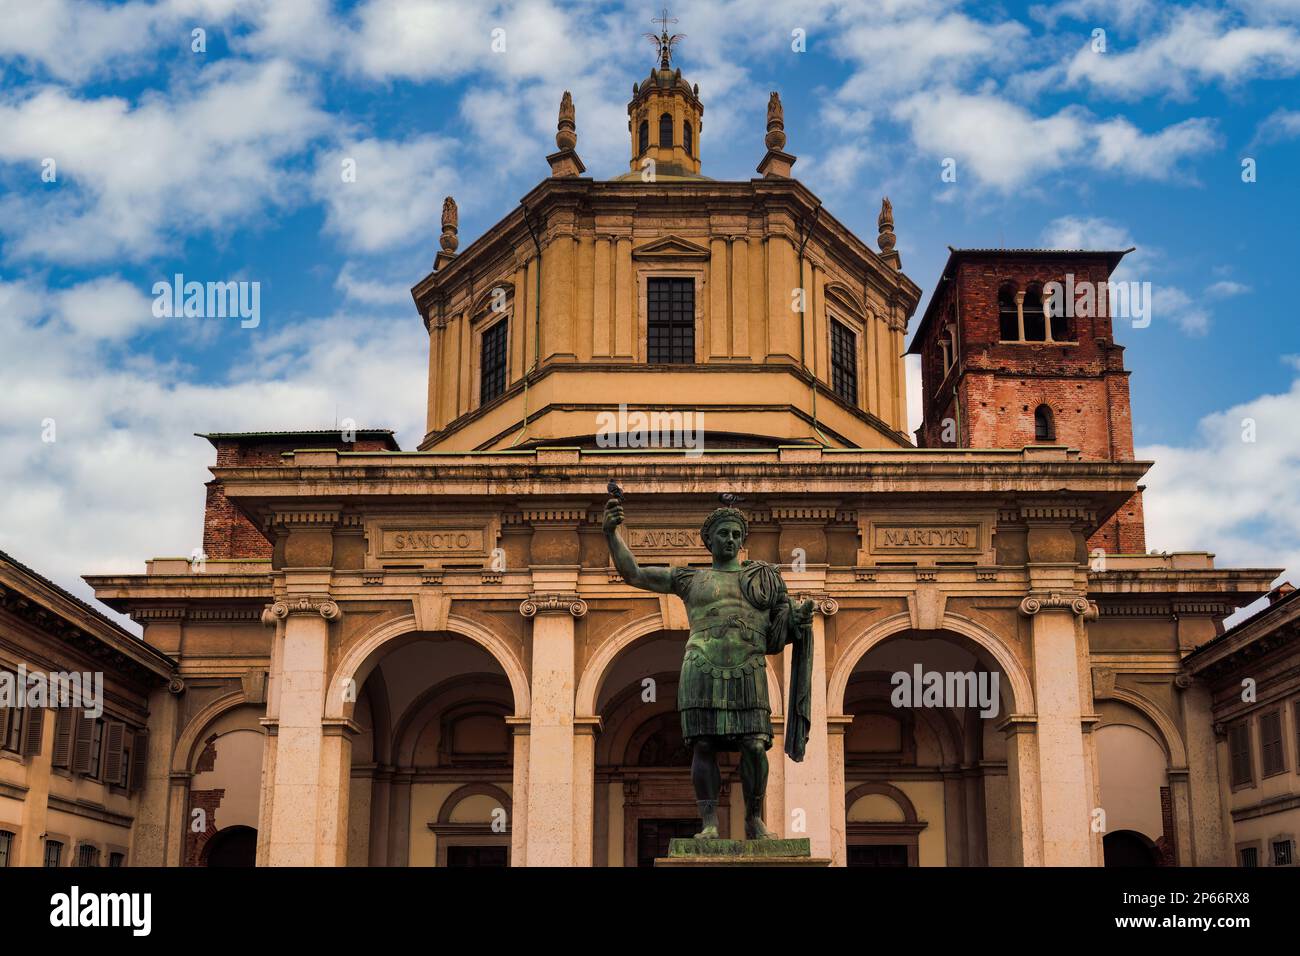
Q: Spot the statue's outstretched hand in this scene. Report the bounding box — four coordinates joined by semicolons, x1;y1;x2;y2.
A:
603;498;625;535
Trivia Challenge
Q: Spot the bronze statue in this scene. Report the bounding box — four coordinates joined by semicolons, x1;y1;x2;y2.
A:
603;493;813;840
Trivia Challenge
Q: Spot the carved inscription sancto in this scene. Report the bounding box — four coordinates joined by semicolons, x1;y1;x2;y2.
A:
384;529;484;554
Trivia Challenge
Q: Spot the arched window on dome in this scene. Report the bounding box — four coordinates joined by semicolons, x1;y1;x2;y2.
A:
683;120;693;156
1034;404;1055;442
659;112;673;148
998;283;1019;341
638;119;649;155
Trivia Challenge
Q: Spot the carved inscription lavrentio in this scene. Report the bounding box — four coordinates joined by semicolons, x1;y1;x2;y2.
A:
627;528;704;549
873;525;979;551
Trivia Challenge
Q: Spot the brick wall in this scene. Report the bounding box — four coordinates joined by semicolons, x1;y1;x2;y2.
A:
201;436;395;560
915;253;1146;553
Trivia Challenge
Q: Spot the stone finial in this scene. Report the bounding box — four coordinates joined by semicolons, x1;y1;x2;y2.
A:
434;196;459;270
556;90;576;150
440;196;458;254
547;90;586;177
877;196;900;269
765;91;786;150
756;90;795;178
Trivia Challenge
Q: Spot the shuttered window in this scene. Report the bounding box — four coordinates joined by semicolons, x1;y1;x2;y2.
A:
21;705;44;757
1229;721;1253;788
44;841;62;867
72;711;96;775
1260;709;1285;776
103;721;126;786
52;707;75;767
647;278;694;364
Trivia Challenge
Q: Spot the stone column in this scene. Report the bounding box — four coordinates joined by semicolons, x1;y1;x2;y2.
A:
127;682;182;866
520;591;586;866
260;595;349;866
368;767;392;866
573;716;600;867
387;770;413;866
826;714;852;866
782;604;834;858
507;718;530;866
1178;675;1228;864
1019;590;1097;866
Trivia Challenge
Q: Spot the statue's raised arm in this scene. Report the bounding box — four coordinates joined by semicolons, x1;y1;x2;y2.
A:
603;497;674;593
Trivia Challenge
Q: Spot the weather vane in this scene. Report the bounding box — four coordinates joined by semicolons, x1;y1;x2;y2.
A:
645;7;685;69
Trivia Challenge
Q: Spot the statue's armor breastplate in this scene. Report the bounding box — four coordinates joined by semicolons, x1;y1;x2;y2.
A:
684;570;768;668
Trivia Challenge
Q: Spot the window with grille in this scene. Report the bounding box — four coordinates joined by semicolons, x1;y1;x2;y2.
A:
1239;846;1258;867
831;320;858;405
0;831;12;868
1261;709;1286;776
1229;721;1253;787
647;278;694;364
77;843;99;867
44;841;62;868
1273;839;1293;866
480;321;508;405
108;852;125;868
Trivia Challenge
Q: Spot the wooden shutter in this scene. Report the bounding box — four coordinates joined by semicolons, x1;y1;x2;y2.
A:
1261;710;1284;776
102;721;126;784
1229;722;1252;787
0;702;10;747
71;711;94;774
128;731;149;793
52;707;75;767
20;706;44;757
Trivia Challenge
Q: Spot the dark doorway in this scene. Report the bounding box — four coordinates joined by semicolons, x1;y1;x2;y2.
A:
204;826;257;867
446;845;509;867
847;843;909;867
1103;830;1160;866
637;819;699;867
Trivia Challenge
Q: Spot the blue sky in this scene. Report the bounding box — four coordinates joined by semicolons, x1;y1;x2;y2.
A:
0;0;1297;621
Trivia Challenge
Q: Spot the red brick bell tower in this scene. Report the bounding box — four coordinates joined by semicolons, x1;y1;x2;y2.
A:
909;248;1146;554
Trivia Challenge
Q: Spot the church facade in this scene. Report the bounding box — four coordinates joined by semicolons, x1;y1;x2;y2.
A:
59;39;1290;867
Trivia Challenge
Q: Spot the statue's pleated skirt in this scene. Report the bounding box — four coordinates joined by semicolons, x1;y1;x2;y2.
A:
678;648;773;748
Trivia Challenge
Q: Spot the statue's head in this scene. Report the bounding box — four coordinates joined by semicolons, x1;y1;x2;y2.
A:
701;507;747;559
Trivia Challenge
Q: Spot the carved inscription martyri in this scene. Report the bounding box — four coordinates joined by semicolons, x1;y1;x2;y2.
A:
874;525;978;550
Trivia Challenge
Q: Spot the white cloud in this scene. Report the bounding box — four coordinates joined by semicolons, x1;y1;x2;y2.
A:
0;59;331;263
0;274;428;630
314;134;461;254
1140;377;1300;590
893;90;1216;191
1064;9;1300;98
54;276;159;341
1206;279;1251;297
1039;215;1211;335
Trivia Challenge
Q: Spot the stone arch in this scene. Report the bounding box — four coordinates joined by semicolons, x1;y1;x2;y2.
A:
328;613;529;721
392;673;513;767
845;781;921;823
576;611;783;717
1104;686;1188;770
828;610;1035;717
172;690;253;775
437;783;513;824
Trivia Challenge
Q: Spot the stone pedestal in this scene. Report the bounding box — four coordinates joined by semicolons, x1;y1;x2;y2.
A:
655;838;830;867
